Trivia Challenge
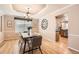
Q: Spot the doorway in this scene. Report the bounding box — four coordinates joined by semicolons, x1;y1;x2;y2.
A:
55;14;68;42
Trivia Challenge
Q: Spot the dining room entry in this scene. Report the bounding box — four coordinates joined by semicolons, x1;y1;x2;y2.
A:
55;14;68;42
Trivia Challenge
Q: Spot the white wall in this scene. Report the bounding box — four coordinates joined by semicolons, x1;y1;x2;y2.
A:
39;14;56;42
68;5;79;51
51;5;79;51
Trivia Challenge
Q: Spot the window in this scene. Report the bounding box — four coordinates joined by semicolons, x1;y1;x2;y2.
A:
15;19;32;33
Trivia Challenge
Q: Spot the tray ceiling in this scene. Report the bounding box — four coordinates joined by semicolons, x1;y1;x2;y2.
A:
12;4;46;15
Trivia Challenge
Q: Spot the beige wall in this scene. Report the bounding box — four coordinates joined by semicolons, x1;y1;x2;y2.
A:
38;5;69;42
32;19;39;33
1;15;15;40
52;5;79;51
39;14;56;42
68;5;79;51
2;15;15;32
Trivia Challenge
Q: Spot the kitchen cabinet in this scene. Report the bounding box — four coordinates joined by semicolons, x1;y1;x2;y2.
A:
60;29;68;38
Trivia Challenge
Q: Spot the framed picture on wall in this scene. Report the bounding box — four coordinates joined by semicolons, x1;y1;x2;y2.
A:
7;20;12;28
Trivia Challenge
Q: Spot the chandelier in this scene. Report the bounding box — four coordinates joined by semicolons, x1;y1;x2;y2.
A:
24;8;32;34
25;8;32;21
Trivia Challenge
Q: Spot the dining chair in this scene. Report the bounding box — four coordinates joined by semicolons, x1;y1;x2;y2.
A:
29;35;43;54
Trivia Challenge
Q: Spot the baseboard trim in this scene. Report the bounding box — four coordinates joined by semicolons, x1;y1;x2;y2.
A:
43;36;54;43
68;47;79;53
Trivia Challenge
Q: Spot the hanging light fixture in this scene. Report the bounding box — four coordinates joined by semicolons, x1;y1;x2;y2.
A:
24;8;32;35
25;8;32;21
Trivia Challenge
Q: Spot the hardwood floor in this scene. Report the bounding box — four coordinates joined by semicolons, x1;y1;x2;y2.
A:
0;32;78;54
31;36;72;54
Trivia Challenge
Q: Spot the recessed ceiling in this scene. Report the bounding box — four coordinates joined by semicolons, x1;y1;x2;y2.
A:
12;4;46;15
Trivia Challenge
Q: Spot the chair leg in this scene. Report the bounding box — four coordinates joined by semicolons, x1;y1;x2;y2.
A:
27;41;30;51
31;50;33;54
23;40;27;54
28;50;33;54
39;46;43;54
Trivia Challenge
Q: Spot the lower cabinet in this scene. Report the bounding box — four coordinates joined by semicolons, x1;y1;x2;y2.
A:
60;29;68;38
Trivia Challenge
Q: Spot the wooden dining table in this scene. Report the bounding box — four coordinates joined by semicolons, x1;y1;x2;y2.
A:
21;32;40;53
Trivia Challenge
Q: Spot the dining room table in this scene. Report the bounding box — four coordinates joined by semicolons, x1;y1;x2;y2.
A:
21;32;40;53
